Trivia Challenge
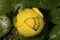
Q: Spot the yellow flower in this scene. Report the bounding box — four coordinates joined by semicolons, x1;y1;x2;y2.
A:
15;8;44;37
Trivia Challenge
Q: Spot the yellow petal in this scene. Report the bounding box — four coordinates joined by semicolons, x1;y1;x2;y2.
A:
32;8;44;18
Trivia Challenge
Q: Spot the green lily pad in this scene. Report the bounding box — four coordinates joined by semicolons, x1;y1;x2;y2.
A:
0;15;11;37
49;24;60;40
0;0;11;15
39;0;60;10
50;8;60;24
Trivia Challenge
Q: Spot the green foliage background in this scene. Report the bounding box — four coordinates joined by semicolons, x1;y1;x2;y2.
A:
0;0;60;40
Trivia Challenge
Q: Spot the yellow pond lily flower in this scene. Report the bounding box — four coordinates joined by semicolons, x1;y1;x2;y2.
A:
15;8;44;37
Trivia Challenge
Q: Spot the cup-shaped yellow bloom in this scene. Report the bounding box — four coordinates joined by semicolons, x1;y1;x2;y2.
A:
15;8;44;37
